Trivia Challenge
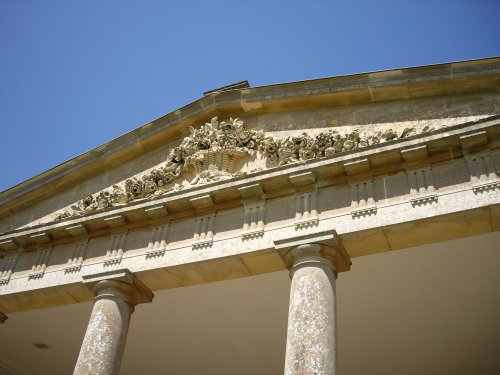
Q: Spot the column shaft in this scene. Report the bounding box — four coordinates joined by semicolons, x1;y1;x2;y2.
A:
74;271;153;375
285;250;338;375
74;284;134;375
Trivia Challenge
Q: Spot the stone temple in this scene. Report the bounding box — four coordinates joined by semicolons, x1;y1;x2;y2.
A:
0;57;499;374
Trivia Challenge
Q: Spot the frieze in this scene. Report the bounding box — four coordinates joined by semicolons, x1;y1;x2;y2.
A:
53;117;437;222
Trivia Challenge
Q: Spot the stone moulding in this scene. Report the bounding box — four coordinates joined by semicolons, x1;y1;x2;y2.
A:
50;116;437;223
192;214;215;250
145;224;169;259
241;201;265;241
145;249;166;259
294;191;319;230
351;206;377;218
241;229;264;241
64;264;82;273
192;240;213;250
28;271;45;280
28;248;51;280
472;180;500;193
0;253;19;285
103;258;122;267
103;232;127;267
64;240;87;273
410;193;438;207
294;217;320;230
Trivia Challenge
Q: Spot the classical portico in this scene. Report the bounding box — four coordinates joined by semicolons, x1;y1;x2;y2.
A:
1;58;500;374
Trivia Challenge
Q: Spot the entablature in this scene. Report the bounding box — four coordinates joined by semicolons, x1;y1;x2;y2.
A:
0;115;498;253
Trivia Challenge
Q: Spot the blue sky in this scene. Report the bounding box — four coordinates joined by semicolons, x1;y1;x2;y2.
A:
0;0;499;192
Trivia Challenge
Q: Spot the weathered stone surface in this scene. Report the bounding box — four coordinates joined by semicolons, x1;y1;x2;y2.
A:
74;290;133;375
74;270;153;375
0;57;499;374
284;245;340;375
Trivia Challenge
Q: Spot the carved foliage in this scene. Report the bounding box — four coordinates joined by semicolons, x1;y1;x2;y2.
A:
54;117;436;221
55;118;263;221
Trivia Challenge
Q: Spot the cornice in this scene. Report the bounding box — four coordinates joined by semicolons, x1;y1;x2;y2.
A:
1;57;499;218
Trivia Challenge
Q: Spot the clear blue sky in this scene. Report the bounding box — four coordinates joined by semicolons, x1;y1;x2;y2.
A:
1;0;499;192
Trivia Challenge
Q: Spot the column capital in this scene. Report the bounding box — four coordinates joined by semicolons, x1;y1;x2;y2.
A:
0;312;7;324
82;269;153;306
274;229;351;273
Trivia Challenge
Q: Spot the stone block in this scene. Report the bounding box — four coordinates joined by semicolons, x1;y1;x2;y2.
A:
240;251;286;275
384;207;491;250
166;257;251;287
490;204;500;231
340;228;390;257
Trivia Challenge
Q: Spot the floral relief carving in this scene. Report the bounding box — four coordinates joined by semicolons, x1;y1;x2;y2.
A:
261;126;427;166
54;117;436;221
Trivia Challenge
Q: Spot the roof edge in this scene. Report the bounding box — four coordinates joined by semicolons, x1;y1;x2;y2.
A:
1;57;499;215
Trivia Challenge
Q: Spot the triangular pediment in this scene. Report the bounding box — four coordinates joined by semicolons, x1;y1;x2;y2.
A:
0;57;499;244
2;112;497;241
52;116;451;223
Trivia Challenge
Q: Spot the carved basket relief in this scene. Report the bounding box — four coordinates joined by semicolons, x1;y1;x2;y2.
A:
187;148;248;185
53;116;440;222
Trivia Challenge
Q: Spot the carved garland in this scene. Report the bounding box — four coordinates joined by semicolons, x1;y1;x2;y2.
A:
54;117;436;221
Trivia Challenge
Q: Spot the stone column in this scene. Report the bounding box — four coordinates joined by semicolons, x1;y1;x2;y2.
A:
0;312;7;324
279;237;351;375
74;270;153;375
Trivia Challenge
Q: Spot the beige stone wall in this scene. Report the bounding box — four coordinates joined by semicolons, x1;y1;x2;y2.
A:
251;92;499;133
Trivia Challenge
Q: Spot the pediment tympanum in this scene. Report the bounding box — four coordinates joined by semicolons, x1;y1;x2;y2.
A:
53;116;439;222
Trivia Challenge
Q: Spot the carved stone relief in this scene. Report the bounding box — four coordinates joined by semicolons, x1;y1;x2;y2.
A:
65;239;88;273
294;191;319;229
103;232;127;266
0;252;19;285
53;117;438;222
408;168;438;206
28;248;52;280
465;154;500;193
350;180;377;218
192;214;216;250
241;202;265;240
146;223;170;258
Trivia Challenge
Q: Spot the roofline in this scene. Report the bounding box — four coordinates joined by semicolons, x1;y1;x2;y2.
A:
248;56;500;91
1;56;499;217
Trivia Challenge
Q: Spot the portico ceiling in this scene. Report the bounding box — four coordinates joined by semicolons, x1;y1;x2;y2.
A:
1;231;499;375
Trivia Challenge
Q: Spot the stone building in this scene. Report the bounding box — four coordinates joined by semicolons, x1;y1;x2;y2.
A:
0;57;499;374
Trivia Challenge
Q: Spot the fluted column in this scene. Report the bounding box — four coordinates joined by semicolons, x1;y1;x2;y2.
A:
276;233;351;375
74;270;153;375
